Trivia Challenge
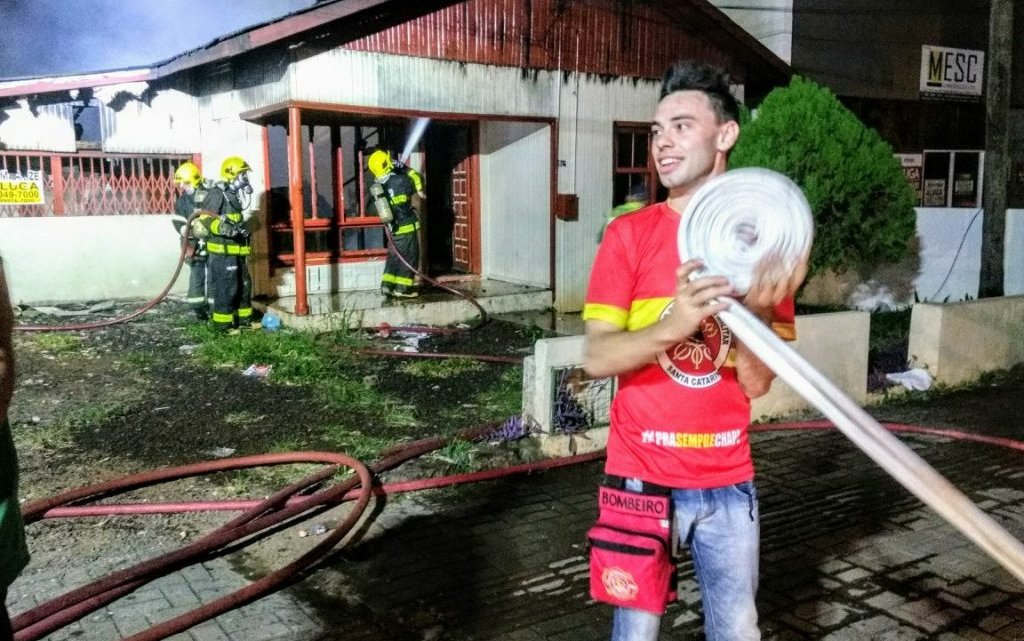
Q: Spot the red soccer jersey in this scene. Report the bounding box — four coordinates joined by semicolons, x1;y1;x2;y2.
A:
583;202;795;489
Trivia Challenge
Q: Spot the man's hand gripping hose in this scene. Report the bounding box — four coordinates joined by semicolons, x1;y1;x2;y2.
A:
684;167;1024;583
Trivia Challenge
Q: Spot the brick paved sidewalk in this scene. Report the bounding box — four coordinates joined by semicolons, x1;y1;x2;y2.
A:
10;426;1024;640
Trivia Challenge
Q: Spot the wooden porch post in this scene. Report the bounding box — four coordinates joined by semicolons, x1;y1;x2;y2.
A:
288;106;309;316
49;155;65;215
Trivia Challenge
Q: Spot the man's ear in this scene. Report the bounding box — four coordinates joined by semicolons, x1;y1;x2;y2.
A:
717;120;740;153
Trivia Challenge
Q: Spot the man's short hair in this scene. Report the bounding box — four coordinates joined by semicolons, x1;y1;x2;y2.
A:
659;61;740;124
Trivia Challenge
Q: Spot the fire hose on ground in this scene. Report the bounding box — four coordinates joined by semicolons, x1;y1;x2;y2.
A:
12;422;601;640
680;167;1024;583
15;418;1024;640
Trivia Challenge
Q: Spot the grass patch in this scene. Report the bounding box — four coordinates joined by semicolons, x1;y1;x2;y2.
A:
400;357;485;379
30;333;82;354
429;439;478;473
183;325;423;440
20;401;130;450
122;351;158;368
473;366;524;420
319;426;395;461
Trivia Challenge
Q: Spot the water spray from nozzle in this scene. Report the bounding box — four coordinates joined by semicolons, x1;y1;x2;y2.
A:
399;117;431;165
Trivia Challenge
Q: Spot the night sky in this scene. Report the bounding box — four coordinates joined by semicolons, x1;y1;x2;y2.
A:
0;0;315;79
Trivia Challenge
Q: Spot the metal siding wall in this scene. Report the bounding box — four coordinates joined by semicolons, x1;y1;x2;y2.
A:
344;0;739;82
554;75;660;312
0;101;76;152
100;88;201;154
195;70;281;297
290;49;556;117
479;120;550;286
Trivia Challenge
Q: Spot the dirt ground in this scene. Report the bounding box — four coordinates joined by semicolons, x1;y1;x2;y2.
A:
9;299;549;590
8;297;1024;639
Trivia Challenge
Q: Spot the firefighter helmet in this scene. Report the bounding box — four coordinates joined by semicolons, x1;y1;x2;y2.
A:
220;156;252;182
366;150;394;179
174;162;203;188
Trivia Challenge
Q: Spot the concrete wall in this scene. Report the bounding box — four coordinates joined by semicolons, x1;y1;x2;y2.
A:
751;311;870;420
523;310;869;434
908;296;1024;387
0;216;186;304
267;261;383;298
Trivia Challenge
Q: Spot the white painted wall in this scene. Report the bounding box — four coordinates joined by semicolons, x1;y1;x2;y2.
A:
707;1;793;64
479;121;550;287
905;207;1024;302
554;75;661;312
808;207;1024;309
0;216;186;304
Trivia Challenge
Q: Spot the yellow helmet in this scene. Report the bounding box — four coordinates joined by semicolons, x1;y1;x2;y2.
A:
173;162;202;188
366;150;394;179
220;156;252;182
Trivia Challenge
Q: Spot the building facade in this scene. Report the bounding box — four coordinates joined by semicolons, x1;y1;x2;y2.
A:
0;0;789;311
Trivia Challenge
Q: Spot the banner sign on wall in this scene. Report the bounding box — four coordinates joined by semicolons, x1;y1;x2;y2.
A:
895;153;923;206
0;170;46;205
920;45;984;102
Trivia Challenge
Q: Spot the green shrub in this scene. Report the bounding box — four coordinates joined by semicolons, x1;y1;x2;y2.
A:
730;76;917;279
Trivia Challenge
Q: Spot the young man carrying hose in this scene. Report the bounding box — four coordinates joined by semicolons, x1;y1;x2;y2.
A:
0;255;29;639
582;61;808;640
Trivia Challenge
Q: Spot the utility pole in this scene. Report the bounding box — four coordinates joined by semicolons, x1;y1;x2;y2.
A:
979;0;1013;298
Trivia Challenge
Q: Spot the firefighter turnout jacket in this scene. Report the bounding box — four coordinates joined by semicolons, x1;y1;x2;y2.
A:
379;169;421;235
196;186;250;255
171;185;211;260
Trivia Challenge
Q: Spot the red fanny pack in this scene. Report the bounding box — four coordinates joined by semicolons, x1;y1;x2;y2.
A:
588;485;676;614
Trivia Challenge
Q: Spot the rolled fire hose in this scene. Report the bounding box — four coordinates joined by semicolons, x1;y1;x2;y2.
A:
682;167;1024;583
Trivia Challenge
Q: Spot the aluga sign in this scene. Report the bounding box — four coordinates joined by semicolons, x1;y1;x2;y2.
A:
0;169;45;205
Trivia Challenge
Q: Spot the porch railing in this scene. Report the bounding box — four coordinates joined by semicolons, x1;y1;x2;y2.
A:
0;151;195;217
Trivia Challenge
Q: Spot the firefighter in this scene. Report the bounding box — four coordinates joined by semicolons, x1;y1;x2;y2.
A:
192;156;254;331
367;149;424;298
171;162;211;321
597;183;649;243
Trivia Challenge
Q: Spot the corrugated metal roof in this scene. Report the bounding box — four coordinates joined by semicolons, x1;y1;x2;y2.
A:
0;0;789;100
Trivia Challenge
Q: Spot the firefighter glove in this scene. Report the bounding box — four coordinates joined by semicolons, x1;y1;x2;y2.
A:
217;215;248;239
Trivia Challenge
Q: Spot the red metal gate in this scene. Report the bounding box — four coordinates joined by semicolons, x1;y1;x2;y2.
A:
0;151;193;217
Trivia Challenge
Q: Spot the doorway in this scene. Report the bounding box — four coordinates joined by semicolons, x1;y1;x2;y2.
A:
423;122;478;277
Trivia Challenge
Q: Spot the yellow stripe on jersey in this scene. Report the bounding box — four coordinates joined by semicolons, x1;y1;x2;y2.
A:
582;303;628;329
626;298;673;331
773;321;796;341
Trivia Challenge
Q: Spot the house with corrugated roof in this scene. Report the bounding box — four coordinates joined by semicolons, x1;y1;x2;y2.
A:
0;0;790;325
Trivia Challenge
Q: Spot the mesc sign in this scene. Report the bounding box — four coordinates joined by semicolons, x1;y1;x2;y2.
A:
920;45;984;98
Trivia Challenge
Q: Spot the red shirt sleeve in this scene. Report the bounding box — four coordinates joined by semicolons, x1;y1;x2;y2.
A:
583;221;634;329
771;296;797;340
